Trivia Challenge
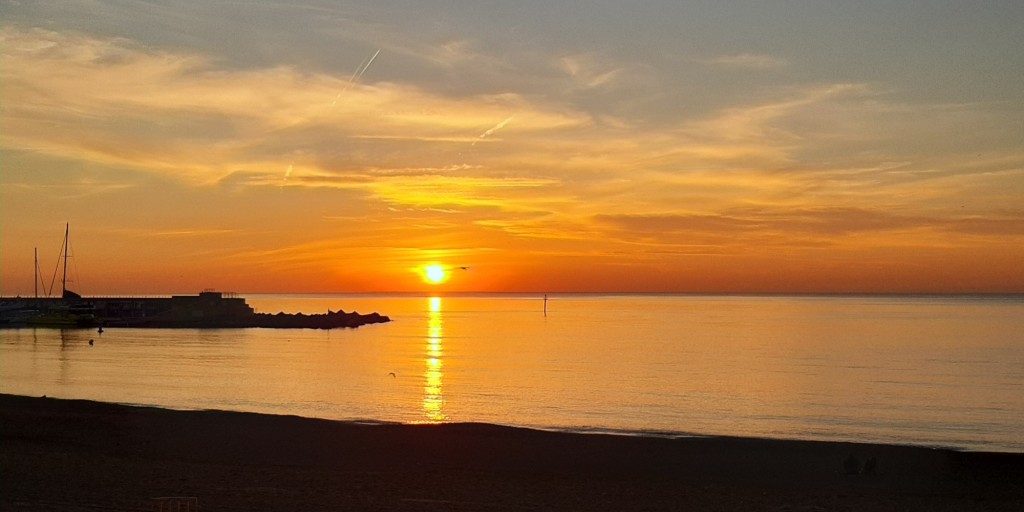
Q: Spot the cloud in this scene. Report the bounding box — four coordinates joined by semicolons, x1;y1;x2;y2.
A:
596;207;1024;248
559;54;624;89
598;207;920;236
4;20;1021;259
708;53;790;70
369;175;561;211
0;26;587;186
146;228;237;238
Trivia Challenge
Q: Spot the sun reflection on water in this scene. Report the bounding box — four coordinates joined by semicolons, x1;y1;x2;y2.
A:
423;296;446;421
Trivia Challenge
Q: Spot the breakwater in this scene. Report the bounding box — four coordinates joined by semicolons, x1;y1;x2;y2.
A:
0;291;390;329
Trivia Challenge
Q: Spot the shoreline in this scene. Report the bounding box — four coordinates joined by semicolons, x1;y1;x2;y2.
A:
7;392;1018;455
3;394;1022;511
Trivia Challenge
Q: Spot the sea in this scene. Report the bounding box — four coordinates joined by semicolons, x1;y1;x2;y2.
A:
2;294;1022;453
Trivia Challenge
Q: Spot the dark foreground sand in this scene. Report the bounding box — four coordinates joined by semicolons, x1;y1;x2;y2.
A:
2;394;1022;511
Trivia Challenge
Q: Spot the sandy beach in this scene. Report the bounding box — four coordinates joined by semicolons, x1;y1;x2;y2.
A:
2;394;1021;511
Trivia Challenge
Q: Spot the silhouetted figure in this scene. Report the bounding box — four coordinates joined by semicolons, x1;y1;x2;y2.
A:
844;454;860;475
863;457;877;475
97;326;104;334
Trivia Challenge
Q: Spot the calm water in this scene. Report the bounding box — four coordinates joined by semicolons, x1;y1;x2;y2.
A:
2;294;1022;452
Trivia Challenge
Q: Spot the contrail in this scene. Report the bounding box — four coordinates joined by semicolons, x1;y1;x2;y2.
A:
354;48;381;82
280;162;295;190
333;48;381;106
472;115;515;145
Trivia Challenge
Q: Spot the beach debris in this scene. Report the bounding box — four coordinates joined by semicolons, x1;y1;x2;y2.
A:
153;496;198;512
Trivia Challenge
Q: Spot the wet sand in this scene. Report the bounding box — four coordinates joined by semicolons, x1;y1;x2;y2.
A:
2;394;1022;511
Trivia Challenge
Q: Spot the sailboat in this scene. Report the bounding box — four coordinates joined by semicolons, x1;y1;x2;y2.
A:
26;224;99;327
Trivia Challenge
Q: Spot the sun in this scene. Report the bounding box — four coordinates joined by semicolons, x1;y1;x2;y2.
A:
423;264;448;285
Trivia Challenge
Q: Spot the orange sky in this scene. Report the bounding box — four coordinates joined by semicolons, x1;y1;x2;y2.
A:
2;2;1023;294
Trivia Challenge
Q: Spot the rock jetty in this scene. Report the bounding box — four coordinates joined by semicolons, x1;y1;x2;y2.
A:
252;309;391;329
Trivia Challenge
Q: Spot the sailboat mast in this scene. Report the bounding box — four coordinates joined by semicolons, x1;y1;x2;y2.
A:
62;223;69;296
35;248;39;298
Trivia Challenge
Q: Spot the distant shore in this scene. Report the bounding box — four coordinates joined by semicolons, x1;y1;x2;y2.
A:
2;394;1022;511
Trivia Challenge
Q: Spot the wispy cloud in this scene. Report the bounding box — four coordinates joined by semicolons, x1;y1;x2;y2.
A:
708;53;790;70
6;25;1014;233
0;27;586;188
147;228;237;238
559;54;624;89
3;2;1023;293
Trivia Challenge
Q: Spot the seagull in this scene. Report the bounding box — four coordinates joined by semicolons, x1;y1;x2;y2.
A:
387;372;397;378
